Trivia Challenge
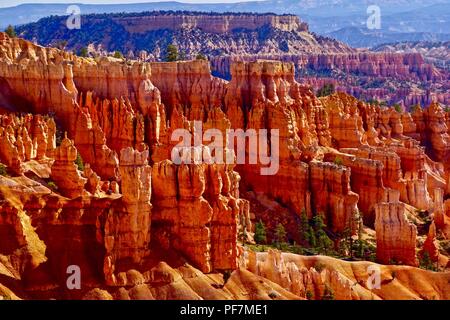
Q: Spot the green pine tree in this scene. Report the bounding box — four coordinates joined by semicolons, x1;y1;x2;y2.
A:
308;226;317;248
393;103;402;113
75;152;84;171
5;25;16;38
274;223;287;248
313;214;333;254
254;220;267;244
316;83;335;97
165;44;179;62
196;53;207;60
299;209;310;246
78;47;88;58
113;50;124;59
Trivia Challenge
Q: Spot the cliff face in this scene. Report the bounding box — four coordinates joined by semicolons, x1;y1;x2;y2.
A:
110;13;308;34
16;11;352;59
0;34;449;300
211;53;450;108
15;11;449;109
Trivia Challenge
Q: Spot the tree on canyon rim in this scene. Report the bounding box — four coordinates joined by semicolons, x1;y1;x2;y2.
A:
5;25;16;38
316;83;335;97
165;44;179;62
113;51;124;59
196;53;207;60
78;47;88;58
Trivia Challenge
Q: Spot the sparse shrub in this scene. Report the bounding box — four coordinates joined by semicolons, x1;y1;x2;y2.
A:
195;53;207;60
306;290;314;300
334;157;343;166
314;262;326;272
78;47;88;57
393;104;402;113
75;153;84;171
410;104;421;113
47;181;58;191
419;252;437;271
322;285;335;300
113;50;124;59
317;83;335;97
0;164;8;176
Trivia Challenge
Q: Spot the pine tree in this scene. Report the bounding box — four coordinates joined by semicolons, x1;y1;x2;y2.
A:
393;103;402;113
316;83;335;97
5;25;16;38
313;214;332;254
299;209;310;246
308;226;317;248
113;50;124;59
317;229;333;254
165;44;179;62
75;152;84;171
254;220;267;244
196;53;207;60
312;214;326;230
274;223;287;248
78;47;88;57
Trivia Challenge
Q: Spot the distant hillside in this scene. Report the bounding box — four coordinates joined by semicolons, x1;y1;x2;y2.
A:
374;41;450;69
327;27;450;48
15;11;353;60
1;0;448;38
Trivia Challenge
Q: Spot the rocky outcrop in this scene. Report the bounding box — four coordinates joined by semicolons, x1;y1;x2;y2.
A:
50;135;87;198
375;202;418;266
211;53;449;108
0;35;449;300
246;250;354;300
0;114;55;174
103;147;152;285
422;102;450;166
309;161;359;233
111;12;309;34
16;12;351;61
244;250;450;300
152;160;250;273
420;222;439;263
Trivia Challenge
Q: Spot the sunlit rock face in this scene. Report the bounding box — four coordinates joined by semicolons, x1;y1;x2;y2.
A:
0;33;449;300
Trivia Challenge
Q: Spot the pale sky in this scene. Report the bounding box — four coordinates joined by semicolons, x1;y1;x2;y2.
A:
0;0;260;8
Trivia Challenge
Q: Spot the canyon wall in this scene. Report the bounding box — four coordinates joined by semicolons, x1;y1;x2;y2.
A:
109;13;308;34
0;33;449;299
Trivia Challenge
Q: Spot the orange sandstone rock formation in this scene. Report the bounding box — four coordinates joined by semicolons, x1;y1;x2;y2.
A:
0;34;449;300
375;202;418;266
